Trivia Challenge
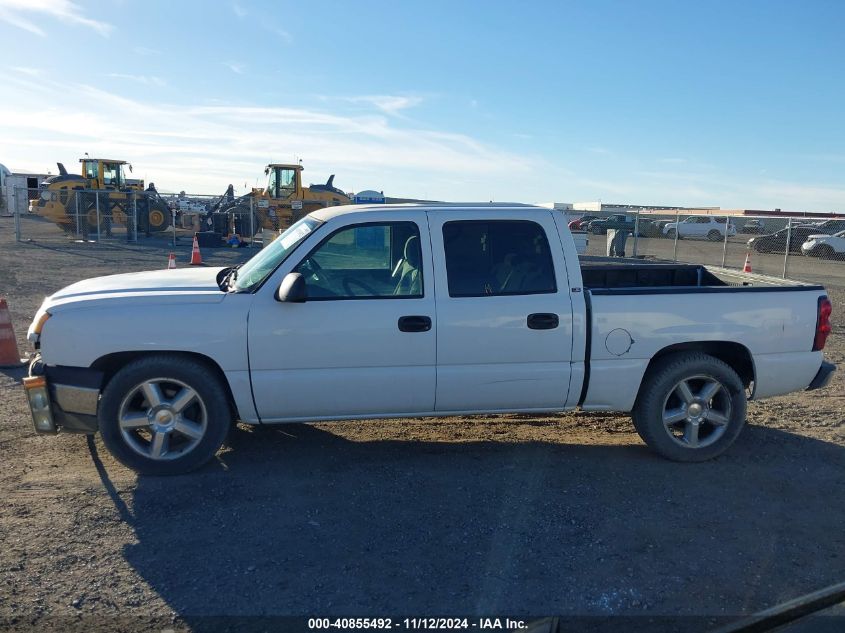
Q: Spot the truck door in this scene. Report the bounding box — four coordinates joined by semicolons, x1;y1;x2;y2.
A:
247;211;436;420
427;210;575;412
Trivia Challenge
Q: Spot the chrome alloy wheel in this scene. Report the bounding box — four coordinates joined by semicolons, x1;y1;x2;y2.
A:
117;378;208;461
661;374;732;449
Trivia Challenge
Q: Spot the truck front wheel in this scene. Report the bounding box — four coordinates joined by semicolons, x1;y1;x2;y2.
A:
632;352;746;462
99;355;232;475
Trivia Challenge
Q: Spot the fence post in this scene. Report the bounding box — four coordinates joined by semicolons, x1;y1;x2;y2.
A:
75;191;81;238
172;202;176;248
13;186;21;242
721;215;729;267
132;194;138;243
783;218;792;279
632;208;640;258
250;197;255;247
672;209;680;261
95;191;101;242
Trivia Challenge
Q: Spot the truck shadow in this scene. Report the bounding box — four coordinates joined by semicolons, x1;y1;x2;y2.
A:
91;423;845;627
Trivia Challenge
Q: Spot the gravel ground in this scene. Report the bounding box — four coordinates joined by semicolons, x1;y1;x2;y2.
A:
1;215;844;632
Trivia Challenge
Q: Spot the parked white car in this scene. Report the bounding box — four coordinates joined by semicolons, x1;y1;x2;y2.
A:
24;203;835;474
663;216;737;241
801;230;845;258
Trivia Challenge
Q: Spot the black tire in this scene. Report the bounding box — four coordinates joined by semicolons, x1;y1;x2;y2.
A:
99;355;232;475
631;352;747;462
147;201;170;232
707;230;722;242
666;228;677;239
814;245;835;259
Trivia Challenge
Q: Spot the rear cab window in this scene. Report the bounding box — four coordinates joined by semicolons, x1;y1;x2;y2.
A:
441;220;557;297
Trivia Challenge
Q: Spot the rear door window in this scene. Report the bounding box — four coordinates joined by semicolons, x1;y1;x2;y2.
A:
442;220;556;297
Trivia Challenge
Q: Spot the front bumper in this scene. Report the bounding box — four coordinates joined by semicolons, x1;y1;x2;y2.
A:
807;361;836;391
24;357;103;434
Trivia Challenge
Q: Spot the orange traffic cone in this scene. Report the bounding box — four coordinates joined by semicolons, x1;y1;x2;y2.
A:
189;235;203;265
743;252;752;273
167;252;176;269
0;298;25;368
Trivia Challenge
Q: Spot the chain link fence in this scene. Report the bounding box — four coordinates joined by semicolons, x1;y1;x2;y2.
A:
7;186;263;248
575;208;845;287
7;185;845;286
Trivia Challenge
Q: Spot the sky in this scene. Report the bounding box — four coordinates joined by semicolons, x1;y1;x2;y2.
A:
1;0;844;211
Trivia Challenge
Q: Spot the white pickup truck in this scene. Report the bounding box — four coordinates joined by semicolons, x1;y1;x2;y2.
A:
24;203;835;475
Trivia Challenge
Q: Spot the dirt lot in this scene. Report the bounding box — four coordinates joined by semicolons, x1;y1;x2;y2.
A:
1;215;844;632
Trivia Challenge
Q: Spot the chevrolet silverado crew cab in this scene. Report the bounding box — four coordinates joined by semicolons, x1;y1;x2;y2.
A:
24;203;835;475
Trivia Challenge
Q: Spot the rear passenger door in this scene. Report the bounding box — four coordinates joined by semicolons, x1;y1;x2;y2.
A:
428;210;575;412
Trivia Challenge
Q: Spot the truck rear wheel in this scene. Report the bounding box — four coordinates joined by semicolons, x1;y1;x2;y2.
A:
99;355;232;475
631;352;746;462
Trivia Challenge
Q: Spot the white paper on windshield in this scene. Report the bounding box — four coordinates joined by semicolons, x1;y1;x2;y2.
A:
280;223;312;249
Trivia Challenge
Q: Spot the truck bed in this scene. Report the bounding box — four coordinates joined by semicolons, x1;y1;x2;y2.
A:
578;257;819;292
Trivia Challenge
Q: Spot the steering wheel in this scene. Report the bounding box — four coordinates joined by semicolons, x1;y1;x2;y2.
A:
298;257;324;280
302;257;322;273
343;277;379;297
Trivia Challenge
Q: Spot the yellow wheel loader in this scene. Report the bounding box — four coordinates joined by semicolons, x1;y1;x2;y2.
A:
32;158;171;237
209;163;351;236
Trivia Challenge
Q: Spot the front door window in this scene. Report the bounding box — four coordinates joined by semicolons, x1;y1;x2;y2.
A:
295;222;423;299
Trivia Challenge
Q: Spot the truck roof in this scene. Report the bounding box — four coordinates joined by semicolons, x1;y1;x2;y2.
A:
310;202;543;222
78;158;127;164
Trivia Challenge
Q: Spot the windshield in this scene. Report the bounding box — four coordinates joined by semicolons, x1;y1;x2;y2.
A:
82;160;98;180
232;216;321;292
103;162;122;187
265;167;296;199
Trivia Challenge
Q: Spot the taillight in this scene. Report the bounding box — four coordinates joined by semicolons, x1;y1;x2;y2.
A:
813;296;832;351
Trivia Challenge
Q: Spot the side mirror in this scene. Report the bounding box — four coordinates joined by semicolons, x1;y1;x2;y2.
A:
277;272;307;303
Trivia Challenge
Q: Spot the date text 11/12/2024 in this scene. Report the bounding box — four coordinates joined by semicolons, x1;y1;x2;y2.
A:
307;618;529;630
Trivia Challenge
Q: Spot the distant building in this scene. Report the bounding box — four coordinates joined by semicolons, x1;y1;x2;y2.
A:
353;189;385;204
0;165;49;216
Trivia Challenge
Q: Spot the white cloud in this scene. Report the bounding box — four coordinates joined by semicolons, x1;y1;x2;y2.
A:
264;24;292;43
0;0;113;36
7;76;839;210
341;95;423;117
107;73;167;87
0;9;44;35
12;66;43;76
0;77;536;199
223;61;246;75
231;3;291;43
